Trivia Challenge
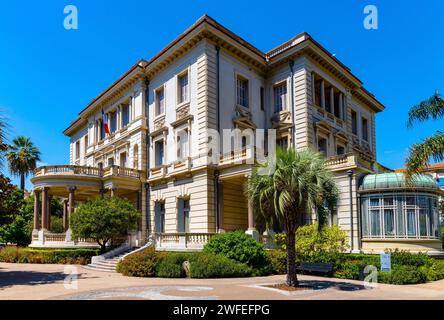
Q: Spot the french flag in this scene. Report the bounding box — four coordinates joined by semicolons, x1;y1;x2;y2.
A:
102;109;110;135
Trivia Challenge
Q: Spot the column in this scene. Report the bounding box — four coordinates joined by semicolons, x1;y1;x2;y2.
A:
41;187;48;231
245;175;259;240
68;186;76;228
47;196;52;230
33;190;41;231
110;188;117;197
63;200;69;232
218;182;224;233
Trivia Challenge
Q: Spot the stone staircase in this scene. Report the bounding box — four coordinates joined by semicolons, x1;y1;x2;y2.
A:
84;248;134;273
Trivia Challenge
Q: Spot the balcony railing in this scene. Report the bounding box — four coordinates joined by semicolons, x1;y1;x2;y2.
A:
155;232;215;250
34;165;141;179
325;153;373;171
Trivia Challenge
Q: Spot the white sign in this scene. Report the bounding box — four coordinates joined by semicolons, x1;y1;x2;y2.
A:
380;253;391;272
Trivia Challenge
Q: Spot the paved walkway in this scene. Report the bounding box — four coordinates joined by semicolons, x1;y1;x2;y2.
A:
1;263;444;300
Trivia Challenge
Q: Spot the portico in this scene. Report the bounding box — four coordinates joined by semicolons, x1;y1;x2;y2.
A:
30;165;145;248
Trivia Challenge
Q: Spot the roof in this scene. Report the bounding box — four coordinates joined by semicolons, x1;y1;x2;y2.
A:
63;14;385;136
359;172;440;193
395;162;444;173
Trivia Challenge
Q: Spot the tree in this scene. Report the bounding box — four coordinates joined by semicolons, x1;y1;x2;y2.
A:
405;92;444;179
0;111;7;170
246;148;338;287
70;197;140;253
6;136;41;191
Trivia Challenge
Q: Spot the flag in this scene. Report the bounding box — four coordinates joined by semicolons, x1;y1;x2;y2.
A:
102;109;110;135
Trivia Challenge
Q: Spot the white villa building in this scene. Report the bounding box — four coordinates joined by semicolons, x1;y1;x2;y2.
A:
31;15;442;254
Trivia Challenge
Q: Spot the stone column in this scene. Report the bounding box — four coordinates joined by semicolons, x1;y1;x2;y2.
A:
47;196;52;230
245;198;259;241
68;186;76;227
33;190;41;231
63;200;69;232
218;182;224;233
41;188;49;231
110;188;117;197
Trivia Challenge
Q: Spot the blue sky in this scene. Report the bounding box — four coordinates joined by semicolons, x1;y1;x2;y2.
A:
0;0;443;189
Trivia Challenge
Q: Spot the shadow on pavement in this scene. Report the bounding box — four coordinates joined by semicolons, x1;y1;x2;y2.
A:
0;270;96;290
300;279;367;291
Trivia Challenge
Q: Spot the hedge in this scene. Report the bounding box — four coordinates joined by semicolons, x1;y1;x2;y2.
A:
0;246;100;265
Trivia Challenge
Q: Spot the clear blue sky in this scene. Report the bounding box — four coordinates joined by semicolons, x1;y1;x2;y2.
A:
1;0;443;189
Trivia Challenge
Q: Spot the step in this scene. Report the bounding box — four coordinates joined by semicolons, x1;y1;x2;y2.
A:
83;265;116;273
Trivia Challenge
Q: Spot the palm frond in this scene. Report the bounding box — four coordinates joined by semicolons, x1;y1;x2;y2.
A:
407;93;444;128
405;131;444;180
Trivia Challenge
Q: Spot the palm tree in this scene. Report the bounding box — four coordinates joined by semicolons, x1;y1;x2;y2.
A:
0;111;8;170
246;147;338;287
6;136;41;191
405;92;444;179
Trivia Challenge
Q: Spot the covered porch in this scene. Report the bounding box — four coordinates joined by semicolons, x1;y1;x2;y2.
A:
155;165;275;251
30;165;145;248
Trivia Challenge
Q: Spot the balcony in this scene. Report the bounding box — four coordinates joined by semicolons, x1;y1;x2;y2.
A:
325;153;373;172
34;165;141;179
219;147;255;167
149;165;169;181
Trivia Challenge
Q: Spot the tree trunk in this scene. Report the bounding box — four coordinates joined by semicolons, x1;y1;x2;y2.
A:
286;229;299;287
20;174;25;191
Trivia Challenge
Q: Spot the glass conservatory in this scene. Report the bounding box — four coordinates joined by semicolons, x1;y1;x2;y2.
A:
359;172;442;253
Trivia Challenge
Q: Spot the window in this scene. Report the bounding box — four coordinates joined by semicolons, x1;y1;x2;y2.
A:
324;85;332;113
97;162;103;170
110;112;117;133
362;117;369;141
156;87;165;115
155;202;165;233
351;110;358;135
313;74;322;107
274;83;287;113
75;141;80;161
236;76;249;108
337;145;345;155
177;129;189;160
155;140;165;167
100;120;106;141
361;193;440;239
120;152;127;168
178;198;190;233
84;135;88;153
178;72;189;104
276;137;288;150
333;90;341;118
108;158;114;167
318;138;327;156
260;87;265;111
121;103;130;127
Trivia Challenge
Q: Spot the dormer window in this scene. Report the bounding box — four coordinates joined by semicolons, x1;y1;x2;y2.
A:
236;76;249;108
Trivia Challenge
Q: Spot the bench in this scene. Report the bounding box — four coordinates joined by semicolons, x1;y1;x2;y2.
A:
298;262;333;276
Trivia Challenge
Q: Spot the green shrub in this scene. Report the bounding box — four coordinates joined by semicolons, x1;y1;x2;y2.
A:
378;265;428;285
155;253;191;278
389;249;431;267
420;259;444;281
203;231;268;270
188;253;252;278
275;224;349;255
266;250;287;275
116;247;158;277
333;260;363;280
0;246;99;264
